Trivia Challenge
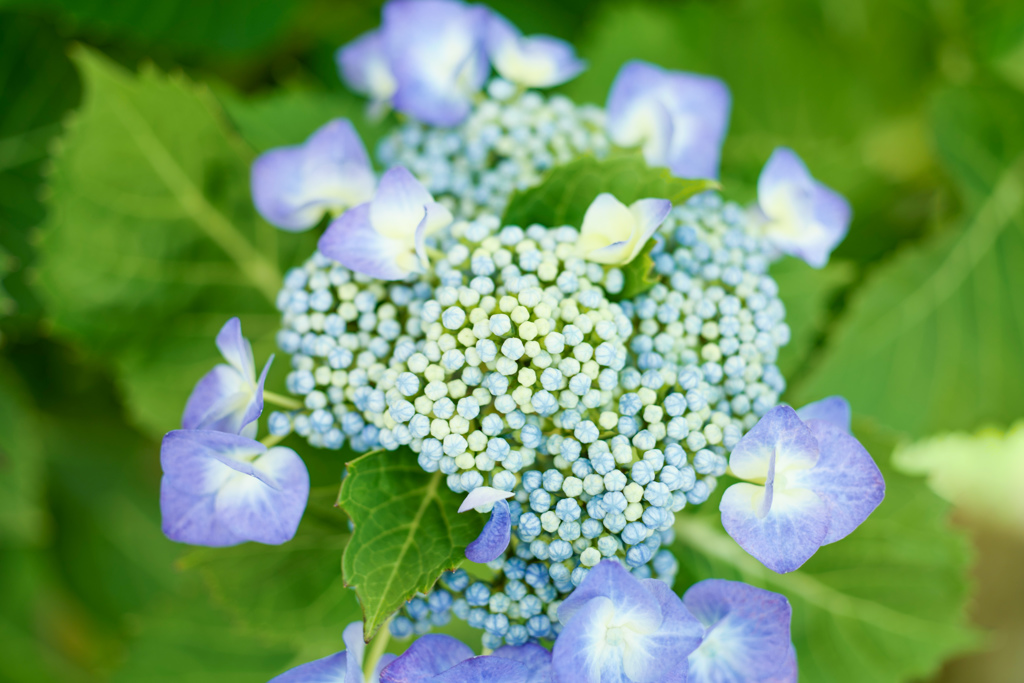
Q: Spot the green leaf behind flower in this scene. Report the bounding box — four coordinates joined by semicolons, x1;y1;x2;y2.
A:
502;153;716;229
35;49;317;437
337;448;485;640
673;419;978;683
615;238;660;301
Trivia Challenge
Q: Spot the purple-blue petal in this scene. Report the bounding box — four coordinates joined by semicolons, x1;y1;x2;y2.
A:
431;656;528;683
380;634;474;683
606;60;730;180
728;405;820;482
160;430;309;547
491;643;552;683
719;482;830;573
239;354;273;437
342;622;366;683
383;0;489;127
484;11;584;88
337;29;397;103
790;420;885;545
181;365;250;434
795;395;851;433
557;558;660;627
684;579;794;683
215;317;254;377
269;652;349;683
319;204;412;281
637;578;706;682
465;499;511;563
251;119;375;232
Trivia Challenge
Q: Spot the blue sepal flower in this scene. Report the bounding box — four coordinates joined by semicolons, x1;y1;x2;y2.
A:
381;0;490;127
484;11;585;88
160;429;309;547
251;119;376;232
684;579;796;683
553;559;703;683
795;395;851;433
270;622;397;682
719;404;884;573
606;60;731;180
182;317;272;438
319;166;453;280
755;147;851;268
459;486;514;563
379;634;550;682
336;29;398;118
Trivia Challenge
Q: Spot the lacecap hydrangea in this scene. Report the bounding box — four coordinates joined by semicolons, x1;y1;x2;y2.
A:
158;1;885;681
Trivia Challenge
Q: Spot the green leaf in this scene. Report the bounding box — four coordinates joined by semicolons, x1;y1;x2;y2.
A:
893;422;1024;536
337;448;485;639
672;419;979;683
0;360;46;544
770;257;855;381
615;238;660;301
35;49;316;437
791;86;1024;436
179;486;362;667
502;153;717;229
217;87;392;155
0;13;80;333
3;0;306;56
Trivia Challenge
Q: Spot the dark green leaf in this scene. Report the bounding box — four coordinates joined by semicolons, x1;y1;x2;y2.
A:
672;418;979;683
502;153;716;229
337;448;485;639
0;360;46;544
36;49;316;437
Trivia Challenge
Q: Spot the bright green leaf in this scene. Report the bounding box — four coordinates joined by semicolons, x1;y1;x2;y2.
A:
337;448;485;640
179;486;362;667
672;419;979;683
791;87;1024;436
615;238;660;301
893;422;1024;535
502;153;716;229
36;49;316;436
770;257;855;381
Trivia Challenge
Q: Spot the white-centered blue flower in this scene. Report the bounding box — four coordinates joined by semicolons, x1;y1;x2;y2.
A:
755;147;852;268
606;60;731;180
576;193;672;266
318;166;453;281
719;403;884;573
251;119;376;232
380;634;551;683
684;579;796;683
553;559;703;683
380;0;490;127
182;317;272;439
159;430;309;547
336;29;398;118
270;622;396;682
484;11;585;88
459;486;515;563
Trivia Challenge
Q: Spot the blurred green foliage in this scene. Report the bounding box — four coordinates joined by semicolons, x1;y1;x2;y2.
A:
2;0;1023;680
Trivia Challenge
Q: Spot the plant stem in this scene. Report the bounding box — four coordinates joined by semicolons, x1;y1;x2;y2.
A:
263;390;302;410
260;433;285;448
363;622;392;679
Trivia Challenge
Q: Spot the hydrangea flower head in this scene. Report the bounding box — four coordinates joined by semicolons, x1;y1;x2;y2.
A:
380;634;551;682
160;430;309;547
576;193;672;265
318;166;453;280
683;579;795;683
270;622;397;682
182;317;272;438
720;404;884;572
755;147;851;268
606;60;731;180
252;119;376;231
484;11;585;88
554;559;703;683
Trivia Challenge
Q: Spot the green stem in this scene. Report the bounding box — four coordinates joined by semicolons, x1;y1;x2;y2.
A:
363;621;392;678
260;433;285;448
264;390;303;410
